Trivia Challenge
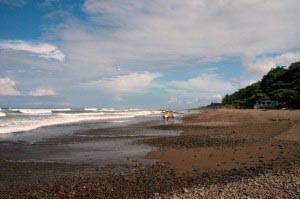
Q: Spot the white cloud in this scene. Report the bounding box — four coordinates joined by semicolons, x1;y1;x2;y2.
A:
244;51;300;76
211;94;223;101
0;0;26;7
0;78;21;96
41;0;59;7
170;74;232;92
2;1;300;80
230;78;257;89
0;40;65;62
28;89;57;96
168;96;182;105
165;74;232;107
78;0;300;71
167;93;223;107
81;72;160;95
16;0;297;82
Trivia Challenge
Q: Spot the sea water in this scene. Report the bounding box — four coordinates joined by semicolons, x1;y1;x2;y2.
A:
0;108;162;143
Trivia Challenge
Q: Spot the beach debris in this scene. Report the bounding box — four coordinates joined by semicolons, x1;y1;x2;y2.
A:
182;188;189;193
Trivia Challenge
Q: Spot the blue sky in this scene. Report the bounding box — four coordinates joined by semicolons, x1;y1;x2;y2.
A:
0;0;300;109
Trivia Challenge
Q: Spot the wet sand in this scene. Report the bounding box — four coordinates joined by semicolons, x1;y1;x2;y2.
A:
1;109;300;198
146;109;300;172
0;119;179;194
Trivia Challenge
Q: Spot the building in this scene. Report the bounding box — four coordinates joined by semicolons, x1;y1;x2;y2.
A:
254;100;280;109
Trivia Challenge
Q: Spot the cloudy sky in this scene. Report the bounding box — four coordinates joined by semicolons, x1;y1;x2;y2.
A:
0;0;300;109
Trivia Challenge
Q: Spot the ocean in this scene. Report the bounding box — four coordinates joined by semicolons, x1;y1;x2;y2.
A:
0;108;164;143
0;108;181;165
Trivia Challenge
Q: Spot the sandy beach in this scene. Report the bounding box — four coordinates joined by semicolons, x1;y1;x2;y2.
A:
2;1;299;198
1;109;300;198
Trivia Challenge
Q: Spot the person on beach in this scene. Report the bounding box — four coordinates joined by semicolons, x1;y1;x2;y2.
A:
162;111;166;119
167;111;174;120
162;110;175;120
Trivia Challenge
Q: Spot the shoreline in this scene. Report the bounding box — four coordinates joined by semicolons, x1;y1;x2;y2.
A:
0;118;180;194
1;109;300;198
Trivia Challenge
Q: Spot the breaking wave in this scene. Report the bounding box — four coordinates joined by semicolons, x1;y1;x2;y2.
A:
0;108;160;134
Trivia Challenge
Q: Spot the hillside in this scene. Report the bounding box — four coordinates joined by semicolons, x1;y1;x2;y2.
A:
222;62;300;109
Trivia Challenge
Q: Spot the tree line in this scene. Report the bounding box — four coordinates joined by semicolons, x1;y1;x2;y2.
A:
221;62;300;109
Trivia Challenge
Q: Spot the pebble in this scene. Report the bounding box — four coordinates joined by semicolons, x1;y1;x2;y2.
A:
141;135;249;148
182;188;188;193
162;165;300;199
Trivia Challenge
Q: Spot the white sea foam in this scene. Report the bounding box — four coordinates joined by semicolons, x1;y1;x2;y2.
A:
100;108;119;112
9;108;72;115
56;112;105;116
18;109;53;115
0;112;6;117
9;108;21;112
110;120;130;123
0;115;137;134
0;109;160;134
84;108;98;111
111;110;160;116
52;108;72;111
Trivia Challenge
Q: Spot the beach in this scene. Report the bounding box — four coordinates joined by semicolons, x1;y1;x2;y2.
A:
1;109;300;198
2;1;299;198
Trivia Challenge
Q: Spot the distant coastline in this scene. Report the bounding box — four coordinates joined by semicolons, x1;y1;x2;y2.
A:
202;62;300;110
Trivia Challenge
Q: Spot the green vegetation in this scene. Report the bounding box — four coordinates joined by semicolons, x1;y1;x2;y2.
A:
221;62;300;109
204;102;224;109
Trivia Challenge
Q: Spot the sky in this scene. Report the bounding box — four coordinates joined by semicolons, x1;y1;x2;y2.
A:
0;0;300;109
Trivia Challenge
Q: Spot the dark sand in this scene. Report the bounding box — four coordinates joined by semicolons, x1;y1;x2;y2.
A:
146;109;300;172
1;109;300;198
0;120;179;194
